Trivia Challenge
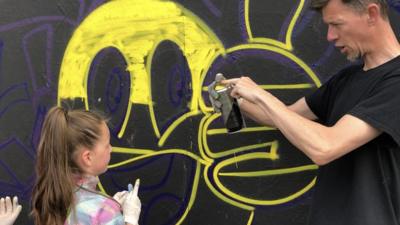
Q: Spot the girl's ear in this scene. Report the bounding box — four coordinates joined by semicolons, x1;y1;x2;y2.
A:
76;148;92;169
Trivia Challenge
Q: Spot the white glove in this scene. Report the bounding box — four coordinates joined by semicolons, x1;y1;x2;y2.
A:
113;190;128;205
0;196;22;225
122;179;141;225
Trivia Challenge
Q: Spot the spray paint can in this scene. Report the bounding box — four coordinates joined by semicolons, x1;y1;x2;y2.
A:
208;73;245;133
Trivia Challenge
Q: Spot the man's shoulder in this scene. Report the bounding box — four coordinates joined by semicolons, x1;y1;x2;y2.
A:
375;55;400;76
327;63;363;83
340;63;363;74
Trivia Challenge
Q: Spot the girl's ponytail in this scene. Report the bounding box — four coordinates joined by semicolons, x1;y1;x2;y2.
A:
31;106;104;225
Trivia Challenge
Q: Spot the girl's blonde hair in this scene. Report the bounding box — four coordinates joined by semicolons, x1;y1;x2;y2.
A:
31;106;105;225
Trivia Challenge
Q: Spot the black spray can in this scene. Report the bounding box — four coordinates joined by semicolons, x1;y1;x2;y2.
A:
208;73;246;133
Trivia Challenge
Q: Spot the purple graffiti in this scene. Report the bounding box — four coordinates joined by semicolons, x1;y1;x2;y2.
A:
292;11;317;38
30;105;48;150
0;137;35;199
0;83;30;118
202;0;222;17
87;0;107;18
105;67;124;113
0;16;75;33
22;24;54;92
238;0;249;41
0;39;3;83
279;3;300;42
167;63;192;108
389;0;400;12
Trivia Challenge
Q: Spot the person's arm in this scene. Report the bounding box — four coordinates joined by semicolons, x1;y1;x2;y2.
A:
226;77;381;165
238;96;317;127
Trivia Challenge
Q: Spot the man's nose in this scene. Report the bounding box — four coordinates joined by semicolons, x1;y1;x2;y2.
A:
327;26;338;42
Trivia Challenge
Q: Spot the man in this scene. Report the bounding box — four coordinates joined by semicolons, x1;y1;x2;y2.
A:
222;0;400;224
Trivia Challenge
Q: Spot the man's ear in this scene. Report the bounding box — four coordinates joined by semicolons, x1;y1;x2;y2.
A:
366;3;380;25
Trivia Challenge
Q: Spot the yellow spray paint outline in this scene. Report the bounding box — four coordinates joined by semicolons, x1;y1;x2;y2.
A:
56;0;322;222
203;164;257;224
219;164;318;177
197;1;321;209
102;149;205;224
108;148;209;168
198;113;215;163
202;83;314;92
198;53;319;208
145;36;221;140
245;0;305;50
198;43;321;158
206;126;277;136
198;43;320;115
226;44;321;86
129;4;226;141
213;152;317;205
203;164;254;211
201;112;281;159
197;41;320;165
57;0;225;141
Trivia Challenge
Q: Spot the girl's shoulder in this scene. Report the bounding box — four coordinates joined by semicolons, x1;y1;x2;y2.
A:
66;188;124;225
74;187;121;211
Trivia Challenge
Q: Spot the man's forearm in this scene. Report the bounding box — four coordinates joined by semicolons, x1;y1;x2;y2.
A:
239;99;276;127
255;92;335;165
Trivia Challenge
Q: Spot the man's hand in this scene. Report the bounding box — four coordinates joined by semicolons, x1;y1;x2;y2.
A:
0;196;22;225
222;76;269;104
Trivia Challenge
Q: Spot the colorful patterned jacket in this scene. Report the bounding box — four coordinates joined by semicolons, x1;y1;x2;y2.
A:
65;175;125;225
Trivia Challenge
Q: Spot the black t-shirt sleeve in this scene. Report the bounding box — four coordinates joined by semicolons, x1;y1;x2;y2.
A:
349;75;400;145
305;82;329;122
305;65;361;123
305;74;340;123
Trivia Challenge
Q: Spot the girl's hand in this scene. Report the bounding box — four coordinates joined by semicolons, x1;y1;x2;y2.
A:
113;191;128;205
0;196;22;225
123;179;141;225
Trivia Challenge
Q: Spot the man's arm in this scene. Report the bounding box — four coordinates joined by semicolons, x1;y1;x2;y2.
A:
263;94;380;165
226;77;381;165
239;97;318;126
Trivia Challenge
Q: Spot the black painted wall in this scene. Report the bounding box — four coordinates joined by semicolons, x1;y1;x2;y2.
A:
0;0;399;224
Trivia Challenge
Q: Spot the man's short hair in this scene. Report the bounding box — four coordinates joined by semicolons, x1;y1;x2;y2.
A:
310;0;389;19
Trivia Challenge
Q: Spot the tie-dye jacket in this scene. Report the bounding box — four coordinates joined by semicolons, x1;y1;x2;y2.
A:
65;175;125;225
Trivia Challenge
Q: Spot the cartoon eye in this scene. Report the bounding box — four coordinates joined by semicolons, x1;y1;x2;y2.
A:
149;40;192;135
87;47;131;135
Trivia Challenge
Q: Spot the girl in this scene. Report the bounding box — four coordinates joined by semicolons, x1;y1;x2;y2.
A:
31;106;140;225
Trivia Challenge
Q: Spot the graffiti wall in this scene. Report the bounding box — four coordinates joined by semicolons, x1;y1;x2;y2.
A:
1;0;399;224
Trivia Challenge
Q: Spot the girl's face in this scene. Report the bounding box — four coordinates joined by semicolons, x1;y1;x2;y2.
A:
89;122;112;175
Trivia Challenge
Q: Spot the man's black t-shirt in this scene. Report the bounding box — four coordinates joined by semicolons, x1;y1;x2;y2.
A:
305;56;400;225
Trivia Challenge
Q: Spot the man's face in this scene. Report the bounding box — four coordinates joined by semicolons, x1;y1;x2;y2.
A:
322;0;370;61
